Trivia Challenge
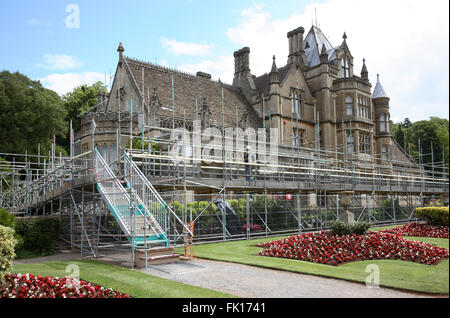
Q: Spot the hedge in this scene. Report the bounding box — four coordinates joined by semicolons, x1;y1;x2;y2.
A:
416;207;449;226
15;216;60;256
0;225;16;282
328;221;372;236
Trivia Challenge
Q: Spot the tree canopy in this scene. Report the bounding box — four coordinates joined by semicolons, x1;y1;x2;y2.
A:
0;71;67;157
391;117;449;172
63;81;107;134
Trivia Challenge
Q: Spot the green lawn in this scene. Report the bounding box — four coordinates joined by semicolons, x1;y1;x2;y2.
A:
12;260;235;298
189;228;449;295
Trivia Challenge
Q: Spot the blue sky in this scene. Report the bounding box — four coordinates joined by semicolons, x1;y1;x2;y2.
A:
0;0;448;122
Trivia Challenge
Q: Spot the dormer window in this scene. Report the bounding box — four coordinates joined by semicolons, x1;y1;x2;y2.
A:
341;58;350;78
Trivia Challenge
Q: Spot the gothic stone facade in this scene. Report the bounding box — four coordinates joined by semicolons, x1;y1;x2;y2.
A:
76;25;414;169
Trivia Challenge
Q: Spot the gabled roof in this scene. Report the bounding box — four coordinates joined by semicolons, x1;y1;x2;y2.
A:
372;75;389;99
121;56;261;128
304;26;337;67
254;64;291;96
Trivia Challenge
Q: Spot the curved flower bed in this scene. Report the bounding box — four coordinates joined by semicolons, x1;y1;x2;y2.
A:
256;231;449;266
378;223;448;239
0;273;130;298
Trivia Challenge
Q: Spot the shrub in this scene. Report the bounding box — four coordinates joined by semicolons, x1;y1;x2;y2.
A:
0;208;23;250
0;225;16;282
15;216;60;256
0;208;16;228
328;221;372;236
416;207;449;226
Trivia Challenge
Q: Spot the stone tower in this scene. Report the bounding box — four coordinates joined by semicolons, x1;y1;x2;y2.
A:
372;74;391;162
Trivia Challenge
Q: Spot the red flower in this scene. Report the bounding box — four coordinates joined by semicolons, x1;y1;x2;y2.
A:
0;274;131;298
256;230;449;266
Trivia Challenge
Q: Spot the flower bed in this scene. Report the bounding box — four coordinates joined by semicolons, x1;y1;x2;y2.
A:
0;273;130;298
256;231;449;266
378;223;448;239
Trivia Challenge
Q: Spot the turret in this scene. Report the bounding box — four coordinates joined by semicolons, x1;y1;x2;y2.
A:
372;74;390;135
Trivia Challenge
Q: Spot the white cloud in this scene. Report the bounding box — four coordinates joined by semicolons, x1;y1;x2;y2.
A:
39;72;105;95
160;37;214;56
37;54;83;71
178;55;235;83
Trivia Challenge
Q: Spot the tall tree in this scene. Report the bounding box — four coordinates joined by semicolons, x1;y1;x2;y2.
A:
392;117;449;173
63;81;107;134
0;71;67;157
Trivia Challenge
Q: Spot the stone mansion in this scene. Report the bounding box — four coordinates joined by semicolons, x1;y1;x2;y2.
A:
75;24;414;171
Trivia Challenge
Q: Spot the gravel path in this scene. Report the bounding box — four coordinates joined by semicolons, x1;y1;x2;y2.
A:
141;258;438;298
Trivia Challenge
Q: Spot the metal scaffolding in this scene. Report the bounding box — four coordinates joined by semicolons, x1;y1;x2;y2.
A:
0;95;448;261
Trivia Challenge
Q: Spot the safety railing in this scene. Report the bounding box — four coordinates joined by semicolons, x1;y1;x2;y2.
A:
123;151;193;238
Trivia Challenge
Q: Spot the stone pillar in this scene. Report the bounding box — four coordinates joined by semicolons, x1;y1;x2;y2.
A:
339;191;355;223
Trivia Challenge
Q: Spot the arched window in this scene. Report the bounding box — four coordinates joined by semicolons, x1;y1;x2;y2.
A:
380;113;386;132
345;96;353;116
291;89;303;117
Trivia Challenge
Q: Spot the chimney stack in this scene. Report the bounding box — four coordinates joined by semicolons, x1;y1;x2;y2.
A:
287;27;306;67
233;47;251;76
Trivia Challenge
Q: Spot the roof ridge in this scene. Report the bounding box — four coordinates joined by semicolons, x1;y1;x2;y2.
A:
124;55;235;88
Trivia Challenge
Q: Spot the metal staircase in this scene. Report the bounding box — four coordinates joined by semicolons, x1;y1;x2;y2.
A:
94;149;169;248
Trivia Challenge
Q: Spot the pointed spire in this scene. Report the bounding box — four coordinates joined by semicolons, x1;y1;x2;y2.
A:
361;58;368;80
319;44;328;64
372;74;389;99
271;55;278;73
270;55;279;85
343;32;347;41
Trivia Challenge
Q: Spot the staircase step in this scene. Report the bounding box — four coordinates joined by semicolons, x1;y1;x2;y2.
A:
135;253;180;267
135;246;174;257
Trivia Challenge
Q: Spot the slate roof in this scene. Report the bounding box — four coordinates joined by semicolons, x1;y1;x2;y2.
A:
121;56;261;129
304;26;338;67
253;64;292;96
372;75;389;99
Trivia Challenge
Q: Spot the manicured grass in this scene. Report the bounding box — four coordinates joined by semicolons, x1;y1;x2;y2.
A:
11;259;235;298
190;229;449;295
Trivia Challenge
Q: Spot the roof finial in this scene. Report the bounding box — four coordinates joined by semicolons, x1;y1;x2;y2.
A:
343;32;347;40
117;42;124;53
377;74;380;82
